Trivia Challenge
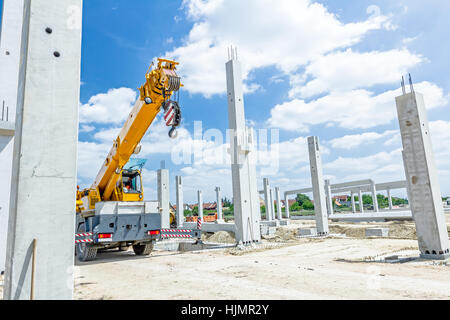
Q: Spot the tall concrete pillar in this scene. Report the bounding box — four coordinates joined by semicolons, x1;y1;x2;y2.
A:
307;136;329;235
4;0;82;300
387;188;393;210
0;0;24;275
175;176;183;228
371;182;379;212
157;169;170;229
226;54;261;244
263;178;272;221
275;187;282;220
215;186;223;221
358;189;364;213
402;150;413;208
396;90;450;259
284;194;290;218
269;189;276;220
351;192;356;213
197;190;203;220
324;179;333;215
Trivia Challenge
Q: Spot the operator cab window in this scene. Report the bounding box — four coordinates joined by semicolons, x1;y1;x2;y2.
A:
122;170;142;194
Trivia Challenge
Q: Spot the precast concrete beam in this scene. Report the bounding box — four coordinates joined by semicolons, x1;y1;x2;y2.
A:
0;0;24;275
157;169;170;229
175;176;184;228
396;91;450;259
275;187;282;220
263;178;272;221
226;55;261;244
197;190;203;220
215;186;223;221
4;0;82;299
307;136;328;235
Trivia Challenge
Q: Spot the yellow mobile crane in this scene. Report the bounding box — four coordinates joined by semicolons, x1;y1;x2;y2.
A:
75;58;190;261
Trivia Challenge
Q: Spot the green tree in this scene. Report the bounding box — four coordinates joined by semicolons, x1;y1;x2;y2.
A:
302;200;314;210
290;202;301;212
296;193;311;206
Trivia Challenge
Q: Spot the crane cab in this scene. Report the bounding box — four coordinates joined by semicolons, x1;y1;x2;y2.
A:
115;169;144;202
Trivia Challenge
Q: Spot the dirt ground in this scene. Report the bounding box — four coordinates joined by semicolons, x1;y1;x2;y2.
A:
1;218;450;300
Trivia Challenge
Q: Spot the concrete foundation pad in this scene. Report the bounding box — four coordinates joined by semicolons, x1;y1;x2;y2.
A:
279;219;290;226
420;253;450;260
183;222;236;233
260;220;279;227
298;228;317;236
365;228;389;237
260;225;277;236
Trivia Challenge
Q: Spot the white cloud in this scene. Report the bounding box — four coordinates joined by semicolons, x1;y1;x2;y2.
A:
167;0;393;97
329;130;397;150
290;48;423;98
79;87;136;124
79;124;95;133
268;81;448;132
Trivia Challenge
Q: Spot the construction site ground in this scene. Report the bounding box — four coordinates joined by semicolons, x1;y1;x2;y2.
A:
1;215;449;300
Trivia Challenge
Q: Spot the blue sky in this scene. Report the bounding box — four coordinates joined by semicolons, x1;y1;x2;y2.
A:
3;0;450;204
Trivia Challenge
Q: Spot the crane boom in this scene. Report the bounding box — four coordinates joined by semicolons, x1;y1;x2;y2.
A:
78;58;182;210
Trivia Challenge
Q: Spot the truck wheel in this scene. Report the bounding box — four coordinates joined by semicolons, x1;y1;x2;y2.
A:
132;243;153;256
76;223;97;262
76;242;97;262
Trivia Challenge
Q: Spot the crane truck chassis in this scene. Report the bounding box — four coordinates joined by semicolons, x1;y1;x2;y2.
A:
75;58;201;262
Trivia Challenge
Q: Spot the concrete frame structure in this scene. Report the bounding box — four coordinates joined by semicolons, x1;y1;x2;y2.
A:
307;136;329;235
157;169;170;229
275;187;282;220
283;179;408;216
4;0;82;299
396;90;450;259
225;52;261;244
175;176;184;228
0;0;24;274
215;186;224;222
262;178;273;221
197;190;203;220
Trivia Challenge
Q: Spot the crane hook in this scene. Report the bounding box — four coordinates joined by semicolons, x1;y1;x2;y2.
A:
168;126;178;139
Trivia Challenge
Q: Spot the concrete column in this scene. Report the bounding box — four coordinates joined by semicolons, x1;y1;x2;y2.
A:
324;179;333;216
371;181;379;212
4;0;82;300
226;55;261;244
307;136;329;235
215;186;223;221
275;187;282;220
157;169;170;229
175;176;183;228
387;188;393;210
284;194;290;218
396;90;449;259
402;151;412;208
197;190;203;220
269;189;276;220
358;189;364;213
351;192;356;213
263;178;272;221
0;0;24;275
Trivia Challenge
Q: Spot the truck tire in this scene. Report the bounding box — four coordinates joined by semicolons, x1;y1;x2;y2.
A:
132;243;153;256
76;223;97;262
76;242;98;262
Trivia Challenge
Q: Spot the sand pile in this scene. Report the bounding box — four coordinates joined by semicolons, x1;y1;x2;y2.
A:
202;231;236;244
329;224;366;238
